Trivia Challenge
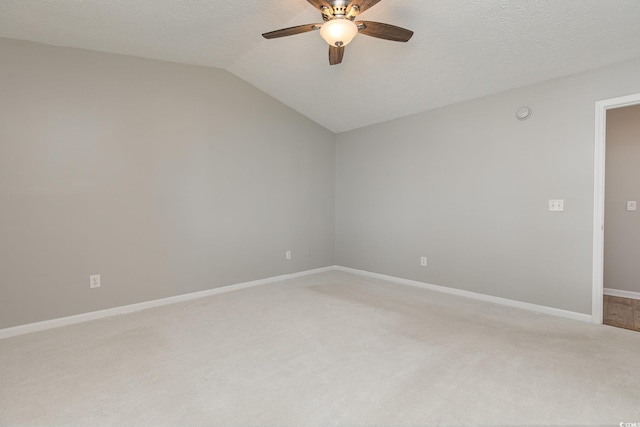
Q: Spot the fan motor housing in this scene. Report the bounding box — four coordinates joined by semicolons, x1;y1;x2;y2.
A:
329;0;351;7
323;0;354;20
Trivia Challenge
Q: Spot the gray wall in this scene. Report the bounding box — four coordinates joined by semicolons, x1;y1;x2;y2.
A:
335;58;640;315
604;104;640;294
0;38;335;329
4;38;640;330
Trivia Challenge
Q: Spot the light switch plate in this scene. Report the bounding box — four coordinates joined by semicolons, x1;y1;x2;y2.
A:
627;201;637;211
549;199;564;212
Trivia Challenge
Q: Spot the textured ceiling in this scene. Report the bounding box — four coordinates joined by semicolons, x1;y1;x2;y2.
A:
2;0;640;133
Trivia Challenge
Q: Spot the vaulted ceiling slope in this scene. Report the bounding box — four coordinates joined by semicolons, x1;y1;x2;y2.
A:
2;0;640;133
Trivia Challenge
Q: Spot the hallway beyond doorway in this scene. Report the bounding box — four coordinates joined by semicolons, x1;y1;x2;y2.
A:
603;294;640;331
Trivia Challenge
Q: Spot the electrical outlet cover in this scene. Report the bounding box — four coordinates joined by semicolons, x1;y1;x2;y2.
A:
90;274;101;288
549;199;564;212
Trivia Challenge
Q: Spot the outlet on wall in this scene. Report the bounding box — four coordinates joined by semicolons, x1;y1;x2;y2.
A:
90;274;101;288
285;251;292;260
549;199;564;212
420;257;428;267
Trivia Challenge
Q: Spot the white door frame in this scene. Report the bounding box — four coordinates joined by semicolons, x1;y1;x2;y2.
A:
592;92;640;324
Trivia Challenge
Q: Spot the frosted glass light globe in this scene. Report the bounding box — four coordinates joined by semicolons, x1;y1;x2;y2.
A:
320;19;358;47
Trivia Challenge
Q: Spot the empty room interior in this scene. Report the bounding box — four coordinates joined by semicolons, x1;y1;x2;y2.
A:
2;1;640;425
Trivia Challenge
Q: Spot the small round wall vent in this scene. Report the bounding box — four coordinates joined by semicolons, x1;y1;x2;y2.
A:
516;106;532;121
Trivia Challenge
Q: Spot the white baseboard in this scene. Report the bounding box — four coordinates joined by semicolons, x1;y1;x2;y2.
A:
604;288;640;300
335;266;592;323
0;266;336;340
1;264;594;340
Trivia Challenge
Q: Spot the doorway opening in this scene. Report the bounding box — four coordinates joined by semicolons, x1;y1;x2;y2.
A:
593;92;640;326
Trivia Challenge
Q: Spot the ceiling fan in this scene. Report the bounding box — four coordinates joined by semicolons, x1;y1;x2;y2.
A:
262;0;413;65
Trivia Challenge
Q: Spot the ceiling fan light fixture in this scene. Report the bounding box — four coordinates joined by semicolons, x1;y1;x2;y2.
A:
262;0;413;65
320;18;358;47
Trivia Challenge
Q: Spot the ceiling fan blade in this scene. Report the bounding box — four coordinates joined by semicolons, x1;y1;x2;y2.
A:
329;45;344;65
347;0;383;15
262;24;321;39
357;21;413;42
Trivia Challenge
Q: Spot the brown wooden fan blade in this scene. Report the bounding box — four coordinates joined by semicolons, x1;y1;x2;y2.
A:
306;0;333;13
262;24;321;39
329;45;344;65
347;0;383;14
357;21;413;42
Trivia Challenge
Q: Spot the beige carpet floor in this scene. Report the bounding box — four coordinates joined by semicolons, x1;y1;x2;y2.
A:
1;270;639;426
